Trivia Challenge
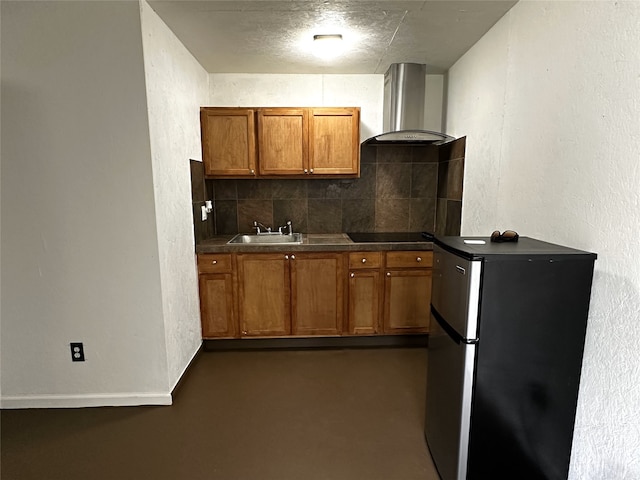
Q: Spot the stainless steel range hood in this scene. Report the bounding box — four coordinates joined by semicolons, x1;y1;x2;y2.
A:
363;63;455;145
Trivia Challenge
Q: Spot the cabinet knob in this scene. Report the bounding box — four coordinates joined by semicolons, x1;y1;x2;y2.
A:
416;257;422;262
350;272;355;278
211;260;217;265
285;255;289;260
291;254;296;260
310;168;314;174
386;272;391;277
250;169;255;175
304;169;308;174
361;258;367;263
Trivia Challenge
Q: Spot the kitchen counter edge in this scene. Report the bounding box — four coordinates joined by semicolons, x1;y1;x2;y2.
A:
196;233;434;254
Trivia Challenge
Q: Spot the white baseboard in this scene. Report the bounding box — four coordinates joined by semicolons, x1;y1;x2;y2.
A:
0;392;173;409
170;341;203;393
1;342;203;409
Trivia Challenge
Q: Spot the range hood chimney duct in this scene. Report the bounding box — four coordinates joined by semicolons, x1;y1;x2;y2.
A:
363;63;454;145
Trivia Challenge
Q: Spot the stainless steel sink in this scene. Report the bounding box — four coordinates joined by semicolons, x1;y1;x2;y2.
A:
227;233;303;245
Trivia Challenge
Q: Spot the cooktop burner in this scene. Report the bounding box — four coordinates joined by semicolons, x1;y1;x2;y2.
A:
347;232;434;243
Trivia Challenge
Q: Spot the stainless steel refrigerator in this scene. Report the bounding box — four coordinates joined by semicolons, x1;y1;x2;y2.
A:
425;236;596;480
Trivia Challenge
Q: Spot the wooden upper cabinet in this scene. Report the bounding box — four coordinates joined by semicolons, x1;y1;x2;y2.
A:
257;108;308;176
200;106;360;178
309;107;360;176
200;108;257;177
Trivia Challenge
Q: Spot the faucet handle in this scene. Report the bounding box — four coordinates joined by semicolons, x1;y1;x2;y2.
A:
253;220;271;234
277;220;293;235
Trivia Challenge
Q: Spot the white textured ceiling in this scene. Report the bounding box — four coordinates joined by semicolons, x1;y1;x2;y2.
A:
146;0;517;74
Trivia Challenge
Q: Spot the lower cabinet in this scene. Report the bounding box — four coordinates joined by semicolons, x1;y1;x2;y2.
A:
383;251;433;334
236;253;291;336
197;249;432;339
199;274;235;337
197;254;236;338
346;252;383;334
235;252;344;337
291;253;344;335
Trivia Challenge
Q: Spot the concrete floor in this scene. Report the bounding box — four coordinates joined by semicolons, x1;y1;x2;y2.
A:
1;347;440;480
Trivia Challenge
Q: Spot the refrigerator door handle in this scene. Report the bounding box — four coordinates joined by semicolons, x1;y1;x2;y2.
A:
431;304;479;345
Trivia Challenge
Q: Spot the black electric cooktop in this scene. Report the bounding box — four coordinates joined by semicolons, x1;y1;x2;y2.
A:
347;232;434;243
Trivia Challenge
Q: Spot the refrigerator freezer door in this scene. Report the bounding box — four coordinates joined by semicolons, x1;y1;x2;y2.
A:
425;312;476;480
431;244;482;340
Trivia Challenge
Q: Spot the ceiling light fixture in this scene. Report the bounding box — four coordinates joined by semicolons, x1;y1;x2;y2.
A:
314;34;343;42
312;33;344;59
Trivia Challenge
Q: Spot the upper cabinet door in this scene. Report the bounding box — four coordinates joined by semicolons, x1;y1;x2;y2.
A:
309;107;360;176
200;108;257;177
257;108;308;176
200;106;360;178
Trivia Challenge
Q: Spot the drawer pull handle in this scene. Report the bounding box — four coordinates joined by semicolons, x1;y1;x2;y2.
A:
416;257;422;262
211;260;217;265
361;258;367;263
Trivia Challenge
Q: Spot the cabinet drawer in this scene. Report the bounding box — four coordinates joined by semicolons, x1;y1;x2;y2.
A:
385;251;433;268
197;254;233;274
349;252;382;269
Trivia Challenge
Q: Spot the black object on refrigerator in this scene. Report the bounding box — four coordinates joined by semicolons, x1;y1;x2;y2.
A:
424;236;596;480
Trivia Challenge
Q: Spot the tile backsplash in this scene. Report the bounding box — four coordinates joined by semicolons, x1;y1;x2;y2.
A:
436;137;465;236
190;138;465;239
190;159;214;243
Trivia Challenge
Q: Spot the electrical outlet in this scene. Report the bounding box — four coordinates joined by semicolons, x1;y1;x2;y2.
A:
70;342;85;362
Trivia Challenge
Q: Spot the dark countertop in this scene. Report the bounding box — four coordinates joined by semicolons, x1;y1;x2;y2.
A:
196;233;434;254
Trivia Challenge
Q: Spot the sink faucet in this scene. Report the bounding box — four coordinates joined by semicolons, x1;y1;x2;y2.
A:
278;220;293;235
253;221;271;234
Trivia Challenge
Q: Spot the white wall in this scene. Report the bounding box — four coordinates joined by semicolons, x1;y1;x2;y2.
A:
0;1;3;401
139;0;207;390
209;74;383;142
445;18;509;232
209;72;447;138
1;1;171;407
0;2;3;401
424;75;444;133
447;1;640;477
